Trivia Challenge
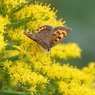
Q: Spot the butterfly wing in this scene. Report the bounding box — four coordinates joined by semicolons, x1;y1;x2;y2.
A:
24;32;49;50
50;26;71;48
24;25;53;51
35;25;53;44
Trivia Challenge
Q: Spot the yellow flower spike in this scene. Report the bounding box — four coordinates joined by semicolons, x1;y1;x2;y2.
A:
0;15;10;33
8;27;26;41
83;62;95;75
14;2;64;30
2;61;48;88
51;43;82;59
57;64;95;95
0;16;9;51
58;81;95;95
0;0;27;13
28;85;37;94
2;60;12;69
42;63;91;84
26;49;52;71
82;62;95;82
0;34;6;52
1;0;95;94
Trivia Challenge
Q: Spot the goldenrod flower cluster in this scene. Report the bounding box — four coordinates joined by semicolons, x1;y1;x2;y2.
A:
51;43;82;59
0;16;9;52
0;0;95;95
0;0;27;13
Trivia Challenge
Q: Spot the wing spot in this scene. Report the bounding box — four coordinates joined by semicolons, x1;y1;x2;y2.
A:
58;36;62;39
57;32;61;35
24;32;32;35
35;26;47;33
54;39;57;42
62;31;67;36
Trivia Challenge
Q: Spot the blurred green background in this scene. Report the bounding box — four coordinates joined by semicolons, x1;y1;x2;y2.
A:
33;0;95;68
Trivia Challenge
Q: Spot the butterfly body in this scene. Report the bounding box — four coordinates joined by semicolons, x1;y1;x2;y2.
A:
24;25;71;51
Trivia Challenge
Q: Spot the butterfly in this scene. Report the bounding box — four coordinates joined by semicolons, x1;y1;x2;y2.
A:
23;25;71;51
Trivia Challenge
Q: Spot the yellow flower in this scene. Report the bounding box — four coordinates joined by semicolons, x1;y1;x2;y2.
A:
0;15;10;33
2;60;12;69
2;61;48;90
14;2;65;30
58;81;95;95
0;34;6;52
28;85;37;94
82;62;95;83
56;64;95;95
0;15;10;51
51;43;82;59
0;0;27;13
83;62;95;75
8;27;25;41
1;0;94;95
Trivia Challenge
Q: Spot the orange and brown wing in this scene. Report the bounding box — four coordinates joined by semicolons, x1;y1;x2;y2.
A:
50;26;71;48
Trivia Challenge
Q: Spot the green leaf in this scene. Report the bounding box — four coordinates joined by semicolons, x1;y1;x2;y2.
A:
7;17;32;28
0;90;31;95
0;55;18;63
